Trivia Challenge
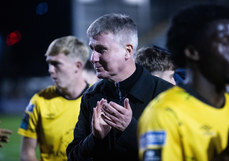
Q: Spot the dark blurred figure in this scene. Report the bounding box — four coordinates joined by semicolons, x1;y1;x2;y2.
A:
138;3;229;161
135;45;176;85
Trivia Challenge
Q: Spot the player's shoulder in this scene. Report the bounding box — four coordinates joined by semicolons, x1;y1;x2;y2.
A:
147;86;186;109
156;86;185;100
34;85;57;99
225;92;229;99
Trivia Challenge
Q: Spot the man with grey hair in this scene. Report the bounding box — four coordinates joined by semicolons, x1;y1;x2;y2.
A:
67;13;172;161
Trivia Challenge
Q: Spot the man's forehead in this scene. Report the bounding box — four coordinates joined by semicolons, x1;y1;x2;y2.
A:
46;55;57;62
89;32;115;46
46;53;66;61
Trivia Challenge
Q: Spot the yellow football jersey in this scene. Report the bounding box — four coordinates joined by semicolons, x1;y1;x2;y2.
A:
138;86;229;161
18;86;83;161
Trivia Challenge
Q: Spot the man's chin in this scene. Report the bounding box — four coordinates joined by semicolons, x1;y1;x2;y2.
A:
97;75;106;79
96;73;107;79
54;82;63;89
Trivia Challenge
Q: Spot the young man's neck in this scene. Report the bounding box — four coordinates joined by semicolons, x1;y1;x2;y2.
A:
58;78;87;99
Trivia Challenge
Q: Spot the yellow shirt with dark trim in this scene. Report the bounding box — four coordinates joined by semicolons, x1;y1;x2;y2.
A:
18;85;82;161
138;86;229;161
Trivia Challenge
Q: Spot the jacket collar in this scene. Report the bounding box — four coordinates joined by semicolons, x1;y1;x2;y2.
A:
85;65;155;103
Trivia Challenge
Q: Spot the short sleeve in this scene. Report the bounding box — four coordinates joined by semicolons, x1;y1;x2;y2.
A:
138;99;183;161
18;94;40;139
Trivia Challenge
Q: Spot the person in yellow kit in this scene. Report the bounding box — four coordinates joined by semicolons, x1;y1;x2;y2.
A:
138;4;229;161
18;36;90;161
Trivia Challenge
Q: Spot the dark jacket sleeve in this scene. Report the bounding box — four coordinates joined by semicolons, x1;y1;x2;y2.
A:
117;117;138;150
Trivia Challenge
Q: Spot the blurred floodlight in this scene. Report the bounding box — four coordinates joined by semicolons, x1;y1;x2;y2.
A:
36;2;48;15
123;0;148;5
6;30;21;46
77;0;97;3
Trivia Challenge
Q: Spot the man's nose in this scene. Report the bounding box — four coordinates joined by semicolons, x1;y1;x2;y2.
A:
90;51;99;64
48;65;55;74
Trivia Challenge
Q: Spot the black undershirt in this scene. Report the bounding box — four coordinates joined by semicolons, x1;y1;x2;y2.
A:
105;64;143;102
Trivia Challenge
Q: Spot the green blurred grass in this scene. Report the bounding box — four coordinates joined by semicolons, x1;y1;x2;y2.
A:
0;114;22;161
0;114;40;161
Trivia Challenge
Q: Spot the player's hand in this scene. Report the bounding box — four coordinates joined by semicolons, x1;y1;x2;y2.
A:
101;98;132;132
92;99;111;139
0;128;13;147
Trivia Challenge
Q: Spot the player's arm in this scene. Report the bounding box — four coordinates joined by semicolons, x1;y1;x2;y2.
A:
20;136;38;161
138;100;182;161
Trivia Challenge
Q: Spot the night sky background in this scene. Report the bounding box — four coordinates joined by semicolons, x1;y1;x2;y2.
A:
0;0;72;78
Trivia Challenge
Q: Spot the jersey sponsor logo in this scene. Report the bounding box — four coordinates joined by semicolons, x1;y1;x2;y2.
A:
25;102;35;113
140;131;166;150
20;113;30;129
143;149;161;161
200;124;216;136
45;113;57;119
200;124;211;130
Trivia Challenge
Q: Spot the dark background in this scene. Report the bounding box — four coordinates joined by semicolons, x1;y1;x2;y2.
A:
1;1;229;160
0;0;228;114
1;0;229;79
0;0;72;78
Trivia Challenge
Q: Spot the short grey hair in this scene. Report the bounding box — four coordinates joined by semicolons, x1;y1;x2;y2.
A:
87;13;138;52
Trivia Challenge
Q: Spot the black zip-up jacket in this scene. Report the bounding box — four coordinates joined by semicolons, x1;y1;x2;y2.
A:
67;65;173;161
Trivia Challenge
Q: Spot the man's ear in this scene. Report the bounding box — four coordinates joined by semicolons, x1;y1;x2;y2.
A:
125;44;133;59
75;61;83;73
184;46;200;61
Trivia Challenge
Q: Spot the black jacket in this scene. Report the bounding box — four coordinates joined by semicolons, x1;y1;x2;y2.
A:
67;65;173;161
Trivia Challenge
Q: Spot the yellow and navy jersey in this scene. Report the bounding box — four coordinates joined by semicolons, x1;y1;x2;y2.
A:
18;85;84;161
138;86;229;161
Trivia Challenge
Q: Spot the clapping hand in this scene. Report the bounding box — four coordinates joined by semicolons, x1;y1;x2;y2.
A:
101;98;132;132
92;99;112;139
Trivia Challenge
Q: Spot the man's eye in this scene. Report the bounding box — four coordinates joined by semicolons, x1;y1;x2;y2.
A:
97;49;105;54
89;45;94;50
50;62;59;66
95;46;107;54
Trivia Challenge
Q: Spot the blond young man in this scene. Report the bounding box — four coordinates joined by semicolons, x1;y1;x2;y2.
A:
18;36;90;161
